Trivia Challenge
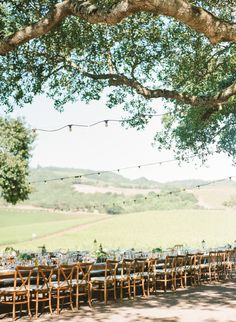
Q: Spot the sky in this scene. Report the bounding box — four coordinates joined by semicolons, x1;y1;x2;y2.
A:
2;94;236;183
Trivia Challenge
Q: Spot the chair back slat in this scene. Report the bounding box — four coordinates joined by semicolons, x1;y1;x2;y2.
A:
148;258;158;275
121;259;134;277
15;266;34;290
209;251;217;266
185;254;195;267
134;259;146;276
176;255;185;272
164;256;176;272
105;260;119;280
77;262;93;283
58;264;75;287
37;265;55;290
195;253;205;266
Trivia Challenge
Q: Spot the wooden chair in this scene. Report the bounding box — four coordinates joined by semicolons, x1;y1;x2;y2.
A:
147;258;158;296
0;266;34;320
213;251;227;281
201;251;227;283
31;265;55;318
184;254;196;287
225;250;236;279
73;262;93;309
208;252;218;282
156;256;176;292
117;259;133;301
197;253;211;284
91;260;119;304
175;256;185;289
51;264;74;314
130;259;147;298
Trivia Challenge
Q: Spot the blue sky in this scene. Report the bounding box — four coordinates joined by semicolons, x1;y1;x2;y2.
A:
2;94;236;182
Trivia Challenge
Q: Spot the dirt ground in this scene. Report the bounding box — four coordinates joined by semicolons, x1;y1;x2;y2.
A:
1;280;236;322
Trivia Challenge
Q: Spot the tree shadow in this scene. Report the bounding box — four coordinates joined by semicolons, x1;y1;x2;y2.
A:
1;279;236;321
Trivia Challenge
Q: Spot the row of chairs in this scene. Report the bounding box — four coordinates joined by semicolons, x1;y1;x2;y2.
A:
0;263;92;320
0;259;150;319
1;250;235;320
151;250;236;293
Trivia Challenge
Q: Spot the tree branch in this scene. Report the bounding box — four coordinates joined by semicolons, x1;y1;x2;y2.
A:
0;1;71;55
214;81;236;103
65;57;236;108
67;0;236;44
107;74;236;108
1;0;236;56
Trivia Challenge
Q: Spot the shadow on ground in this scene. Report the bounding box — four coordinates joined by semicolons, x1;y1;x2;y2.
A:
1;280;236;322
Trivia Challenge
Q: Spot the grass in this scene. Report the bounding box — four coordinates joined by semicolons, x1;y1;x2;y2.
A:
0;208;104;247
1;208;236;252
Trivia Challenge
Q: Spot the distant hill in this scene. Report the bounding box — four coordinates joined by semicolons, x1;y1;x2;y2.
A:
1;167;235;213
29;166;162;188
29;167;210;189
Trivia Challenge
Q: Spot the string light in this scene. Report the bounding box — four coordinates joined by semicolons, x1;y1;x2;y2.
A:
30;157;183;184
29;169;235;210
91;176;235;210
32;113;169;133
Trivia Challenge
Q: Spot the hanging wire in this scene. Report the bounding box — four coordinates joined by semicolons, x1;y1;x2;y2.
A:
30;157;183;184
91;176;235;210
32;113;169;133
29;161;236;211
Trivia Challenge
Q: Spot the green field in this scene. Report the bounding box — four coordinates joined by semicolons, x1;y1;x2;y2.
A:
0;208;105;248
1;207;236;252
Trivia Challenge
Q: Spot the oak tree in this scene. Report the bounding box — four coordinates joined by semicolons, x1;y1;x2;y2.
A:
1;0;236;162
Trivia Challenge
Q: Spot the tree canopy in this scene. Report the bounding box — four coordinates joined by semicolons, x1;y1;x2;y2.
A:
0;118;35;204
1;0;236;162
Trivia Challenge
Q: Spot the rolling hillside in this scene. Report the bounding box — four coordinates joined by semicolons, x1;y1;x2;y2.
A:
1;167;235;212
27;167;200;212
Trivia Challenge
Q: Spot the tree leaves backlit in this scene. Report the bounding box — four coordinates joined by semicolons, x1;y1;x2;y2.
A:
0;118;35;204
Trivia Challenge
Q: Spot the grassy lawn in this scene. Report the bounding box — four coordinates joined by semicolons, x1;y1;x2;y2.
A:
0;208;103;248
2;208;236;251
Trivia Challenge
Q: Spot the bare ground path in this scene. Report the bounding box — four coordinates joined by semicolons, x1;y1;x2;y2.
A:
1;280;236;321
